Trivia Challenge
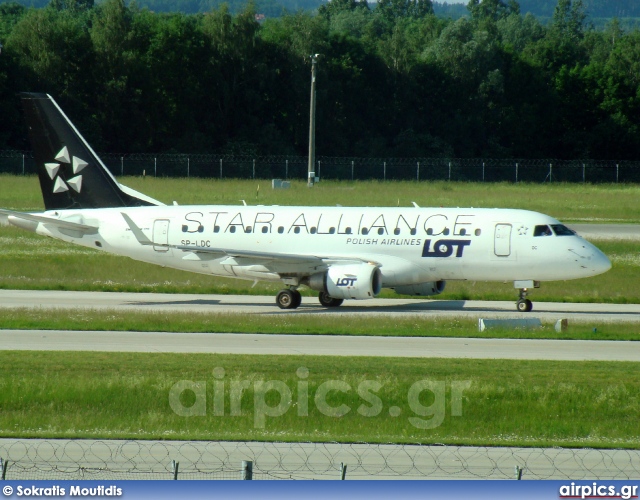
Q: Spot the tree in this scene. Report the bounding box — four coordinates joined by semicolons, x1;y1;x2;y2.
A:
377;0;433;25
467;0;519;22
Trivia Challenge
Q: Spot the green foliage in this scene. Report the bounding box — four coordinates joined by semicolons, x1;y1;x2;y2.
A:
1;0;640;157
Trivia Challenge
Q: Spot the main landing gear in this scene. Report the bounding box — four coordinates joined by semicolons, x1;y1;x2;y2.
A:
276;288;302;309
318;291;344;308
516;288;533;312
275;289;345;309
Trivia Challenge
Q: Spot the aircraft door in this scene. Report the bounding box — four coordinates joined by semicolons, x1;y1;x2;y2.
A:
494;223;512;257
153;219;170;252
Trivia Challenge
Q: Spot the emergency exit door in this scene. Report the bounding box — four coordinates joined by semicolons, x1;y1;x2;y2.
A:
153;219;170;252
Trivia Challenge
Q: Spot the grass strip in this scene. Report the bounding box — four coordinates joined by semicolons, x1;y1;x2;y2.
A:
1;308;640;340
0;351;637;448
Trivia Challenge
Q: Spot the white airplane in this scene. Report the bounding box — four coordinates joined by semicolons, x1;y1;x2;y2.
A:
1;93;611;311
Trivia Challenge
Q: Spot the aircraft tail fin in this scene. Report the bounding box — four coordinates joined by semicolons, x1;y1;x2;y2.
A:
20;93;164;210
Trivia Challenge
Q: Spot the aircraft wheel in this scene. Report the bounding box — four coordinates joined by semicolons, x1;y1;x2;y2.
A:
277;289;300;309
516;299;533;312
291;290;302;309
319;292;344;308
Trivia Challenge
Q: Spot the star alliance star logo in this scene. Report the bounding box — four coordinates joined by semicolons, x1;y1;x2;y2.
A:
44;146;88;194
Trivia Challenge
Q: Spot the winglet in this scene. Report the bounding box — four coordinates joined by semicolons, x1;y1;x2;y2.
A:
121;213;153;245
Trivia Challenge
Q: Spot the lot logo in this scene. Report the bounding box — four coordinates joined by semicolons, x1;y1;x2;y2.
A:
336;276;357;287
422;239;471;258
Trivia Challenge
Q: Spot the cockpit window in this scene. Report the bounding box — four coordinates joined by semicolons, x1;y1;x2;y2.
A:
534;225;553;236
551;224;576;236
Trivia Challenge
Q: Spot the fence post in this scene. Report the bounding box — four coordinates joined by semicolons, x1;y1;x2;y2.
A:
515;162;518;183
242;460;253;480
417;162;420;181
482;162;485;182
187;157;190;178
154;157;157;177
121;157;124;176
171;460;179;480
351;161;354;181
448;162;451;181
318;160;321;180
1;458;8;480
383;161;386;181
340;462;347;480
514;465;523;480
22;154;25;175
549;163;552;182
616;163;619;183
286;159;288;180
253;159;255;180
220;159;222;179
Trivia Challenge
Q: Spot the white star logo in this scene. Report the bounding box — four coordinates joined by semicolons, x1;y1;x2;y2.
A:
45;147;86;194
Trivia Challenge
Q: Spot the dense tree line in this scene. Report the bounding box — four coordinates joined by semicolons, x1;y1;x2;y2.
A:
1;0;640;160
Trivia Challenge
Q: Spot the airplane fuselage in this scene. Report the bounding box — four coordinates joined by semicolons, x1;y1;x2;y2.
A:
31;205;611;287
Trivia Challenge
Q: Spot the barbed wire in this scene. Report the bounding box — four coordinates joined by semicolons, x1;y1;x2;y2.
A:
1;439;639;480
1;151;639;182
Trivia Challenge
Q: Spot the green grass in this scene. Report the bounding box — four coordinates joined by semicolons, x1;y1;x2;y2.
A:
2;174;640;221
2;308;640;340
0;351;637;448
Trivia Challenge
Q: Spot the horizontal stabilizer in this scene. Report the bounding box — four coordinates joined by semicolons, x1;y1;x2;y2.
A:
0;209;99;235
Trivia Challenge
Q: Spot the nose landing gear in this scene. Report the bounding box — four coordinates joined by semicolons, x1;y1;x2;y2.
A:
514;280;539;312
516;288;533;312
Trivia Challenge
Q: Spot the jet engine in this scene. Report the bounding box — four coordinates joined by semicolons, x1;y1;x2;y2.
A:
306;263;382;300
392;280;446;296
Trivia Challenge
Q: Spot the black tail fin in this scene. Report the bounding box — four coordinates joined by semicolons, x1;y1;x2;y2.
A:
20;93;163;210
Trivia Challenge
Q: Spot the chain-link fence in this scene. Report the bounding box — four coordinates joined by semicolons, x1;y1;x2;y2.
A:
1;439;639;480
2;151;639;183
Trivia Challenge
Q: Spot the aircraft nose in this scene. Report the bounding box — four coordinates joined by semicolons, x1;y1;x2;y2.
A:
592;247;612;275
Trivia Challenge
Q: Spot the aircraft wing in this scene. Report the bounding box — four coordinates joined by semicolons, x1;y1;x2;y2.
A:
0;209;99;235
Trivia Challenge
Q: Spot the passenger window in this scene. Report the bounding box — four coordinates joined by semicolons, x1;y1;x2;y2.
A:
534;225;552;237
551;224;576;236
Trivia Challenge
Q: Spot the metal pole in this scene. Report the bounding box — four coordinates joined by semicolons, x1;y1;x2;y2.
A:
341;462;347;480
187;157;190;178
514;465;523;480
1;459;8;480
171;460;179;480
417;162;420;181
121;156;124;176
307;54;320;187
154;157;157;177
549;163;552;182
351;160;354;181
482;162;485;182
616;163;619;183
286;159;288;180
252;159;255;180
515;162;518;183
242;460;253;480
22;154;25;175
583;163;585;183
220;159;222;179
448;162;451;181
383;162;386;181
318;160;321;180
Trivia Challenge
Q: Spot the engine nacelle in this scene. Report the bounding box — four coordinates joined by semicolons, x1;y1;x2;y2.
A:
307;263;382;300
393;280;446;297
